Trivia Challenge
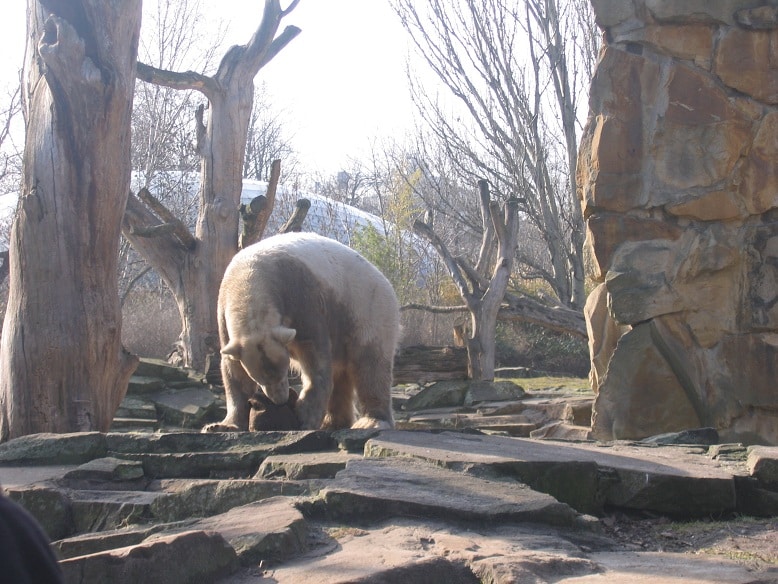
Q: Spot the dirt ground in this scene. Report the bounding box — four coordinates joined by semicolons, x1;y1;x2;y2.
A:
601;512;778;571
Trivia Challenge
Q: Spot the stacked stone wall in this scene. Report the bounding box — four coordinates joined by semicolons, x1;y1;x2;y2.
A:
579;0;778;443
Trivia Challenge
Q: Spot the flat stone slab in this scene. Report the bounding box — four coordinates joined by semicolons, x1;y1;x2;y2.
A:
398;412;540;436
148;478;310;521
306;457;583;527
60;529;238;584
233;518;593;584
226;517;775;584
364;431;738;517
63;457;144;482
151;386;219;426
0;464;79;489
748;446;778;486
568;551;778;583
55;496;308;566
69;492;166;533
181;496;307;565
256;451;362;479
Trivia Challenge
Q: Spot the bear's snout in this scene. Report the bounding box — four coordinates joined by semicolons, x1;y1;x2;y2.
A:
261;379;290;406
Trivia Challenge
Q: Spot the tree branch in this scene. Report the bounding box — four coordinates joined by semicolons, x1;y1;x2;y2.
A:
120;265;152;307
281;0;302;17
128;222;176;237
401;295;587;339
239;195;267;249
259;25;302;69
413;219;475;307
474;178;495;275
240;159;281;249
501;292;587;338
122;192;187;280
136;61;220;100
238;1;302;75
195;103;206;156
279;198;310;233
137;187;197;250
401;303;468;314
257;158;281;236
455;256;488;293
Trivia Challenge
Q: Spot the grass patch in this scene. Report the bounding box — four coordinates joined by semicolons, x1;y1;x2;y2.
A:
506;376;592;394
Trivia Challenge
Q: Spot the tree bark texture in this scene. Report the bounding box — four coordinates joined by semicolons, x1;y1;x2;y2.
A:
124;1;300;372
0;1;142;440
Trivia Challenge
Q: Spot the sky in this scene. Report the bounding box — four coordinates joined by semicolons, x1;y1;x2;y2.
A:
0;1;420;176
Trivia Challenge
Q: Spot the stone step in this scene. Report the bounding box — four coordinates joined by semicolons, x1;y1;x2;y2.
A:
301;456;586;528
110;418;158;431
256;451;361;480
59;530;238;584
364;431;739;517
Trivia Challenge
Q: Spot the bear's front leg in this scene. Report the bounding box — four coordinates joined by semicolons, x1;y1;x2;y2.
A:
292;345;333;429
202;354;255;432
295;369;334;429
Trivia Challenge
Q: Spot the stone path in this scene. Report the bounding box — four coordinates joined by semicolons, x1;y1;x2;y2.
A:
1;360;776;583
1;428;777;583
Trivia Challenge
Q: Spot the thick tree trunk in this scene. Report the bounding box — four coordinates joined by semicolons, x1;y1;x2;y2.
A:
0;1;141;441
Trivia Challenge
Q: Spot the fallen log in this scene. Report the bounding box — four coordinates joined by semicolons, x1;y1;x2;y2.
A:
393;345;468;384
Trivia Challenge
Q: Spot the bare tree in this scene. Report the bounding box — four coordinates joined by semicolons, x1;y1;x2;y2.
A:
392;0;596;309
123;0;301;372
414;180;518;380
0;0;142;440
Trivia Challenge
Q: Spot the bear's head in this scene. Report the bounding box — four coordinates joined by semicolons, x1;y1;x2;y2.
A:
249;387;300;431
221;325;296;405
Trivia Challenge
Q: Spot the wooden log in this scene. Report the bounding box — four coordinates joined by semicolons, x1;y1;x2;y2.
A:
393;345;468;384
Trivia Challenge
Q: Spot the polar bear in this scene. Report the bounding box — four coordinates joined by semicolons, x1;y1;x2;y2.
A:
203;232;400;432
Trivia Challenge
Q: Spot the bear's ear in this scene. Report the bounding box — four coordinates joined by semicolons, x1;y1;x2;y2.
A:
221;340;242;359
271;326;296;345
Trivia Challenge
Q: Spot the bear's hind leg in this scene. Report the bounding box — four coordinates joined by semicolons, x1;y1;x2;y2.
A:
351;352;394;430
321;369;355;430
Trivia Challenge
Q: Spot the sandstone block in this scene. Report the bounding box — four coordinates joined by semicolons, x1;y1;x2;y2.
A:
740;111;778;214
584;283;629;393
585;214;683;281
256;451;360;480
59;530;239;584
313;457;581;527
715;28;778;104
747;446;778;487
590;0;636;28
365;431;737;517
0;432;107;465
181;497;307;565
618;25;714;68
591;322;702;441
645;0;758;25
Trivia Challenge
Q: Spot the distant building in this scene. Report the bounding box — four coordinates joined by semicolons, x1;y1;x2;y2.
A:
241;180;389;246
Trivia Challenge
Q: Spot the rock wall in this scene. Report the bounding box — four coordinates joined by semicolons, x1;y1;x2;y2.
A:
578;0;778;444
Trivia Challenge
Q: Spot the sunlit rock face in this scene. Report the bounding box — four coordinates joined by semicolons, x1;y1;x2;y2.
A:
579;0;778;444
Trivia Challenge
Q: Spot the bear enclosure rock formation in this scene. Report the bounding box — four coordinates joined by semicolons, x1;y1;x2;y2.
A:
578;0;778;444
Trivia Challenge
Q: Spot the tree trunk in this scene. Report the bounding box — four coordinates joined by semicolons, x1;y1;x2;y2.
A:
124;1;300;372
0;1;141;441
